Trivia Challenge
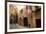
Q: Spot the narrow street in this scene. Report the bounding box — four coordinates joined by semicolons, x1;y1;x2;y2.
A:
10;23;28;29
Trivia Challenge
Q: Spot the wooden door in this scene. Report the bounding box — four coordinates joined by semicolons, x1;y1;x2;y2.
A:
36;19;41;28
24;17;28;27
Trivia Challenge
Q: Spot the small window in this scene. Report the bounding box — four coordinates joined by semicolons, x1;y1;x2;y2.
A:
20;9;23;14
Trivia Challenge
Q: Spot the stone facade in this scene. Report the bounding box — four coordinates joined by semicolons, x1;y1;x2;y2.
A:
18;6;41;28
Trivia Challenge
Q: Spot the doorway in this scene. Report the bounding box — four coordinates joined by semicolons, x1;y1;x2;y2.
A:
24;17;28;27
36;19;41;28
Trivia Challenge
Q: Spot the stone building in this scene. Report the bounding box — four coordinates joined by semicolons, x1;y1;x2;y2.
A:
18;6;41;28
